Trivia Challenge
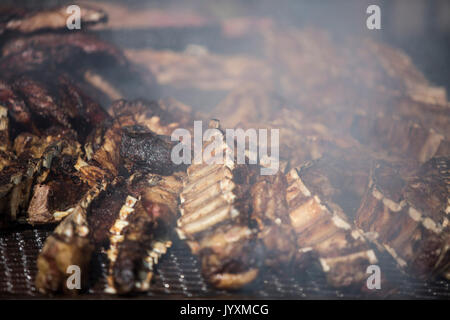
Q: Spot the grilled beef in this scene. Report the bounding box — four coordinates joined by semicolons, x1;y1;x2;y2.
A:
109;98;193;136
0;128;81;226
177;120;262;289
125;48;272;92
120;125;180;175
2;32;126;67
352;113;447;163
0;5;107;35
0;79;32;129
105;172;184;294
0;7;445;296
251;172;297;267
356;157;450;280
27;152;88;225
35;182;106;294
286;163;378;288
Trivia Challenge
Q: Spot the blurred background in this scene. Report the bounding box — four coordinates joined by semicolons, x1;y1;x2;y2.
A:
1;0;449;91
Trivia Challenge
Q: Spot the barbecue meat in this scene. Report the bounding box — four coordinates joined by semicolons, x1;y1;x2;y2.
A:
356;157;450;279
351;113;447;163
27;153;88;225
109;98;193;136
0;129;80;226
2;32;126;66
125;48;272;92
211;83;363;172
211;83;287;129
251;172;297;267
286;163;378;288
177;120;262;289
120;125;181;175
0;32;127;79
105;173;184;294
0;5;107;35
56;74;110;139
0;79;32;129
11;74;71;129
35;183;105;294
6;72;108;140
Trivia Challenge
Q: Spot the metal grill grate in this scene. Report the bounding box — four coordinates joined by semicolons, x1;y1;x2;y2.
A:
0;226;449;299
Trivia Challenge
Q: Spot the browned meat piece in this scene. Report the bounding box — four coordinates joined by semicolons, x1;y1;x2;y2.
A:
8;72;109;140
177;120;262;289
0;32;127;80
35;183;105;294
120;125;181;175
89;2;209;30
0;47;52;78
82;70;123;103
251;172;297;267
286;164;378;288
356;157;450;280
125;48;272;92
351;113;448;163
109;98;193;136
263;27;448;114
79;121;122;181
27;153;88;225
35;128;120;293
0;107;17;227
294;154;373;219
105;173;184;294
81;98;190;185
211;83;287;129
2;32;126;66
0;79;32;129
57;74;110;139
0;106;10;151
0;149;14;173
11;74;71;129
191;224;262;290
0;130;79;226
212;84;362;171
81;98;189;181
0;5;107;35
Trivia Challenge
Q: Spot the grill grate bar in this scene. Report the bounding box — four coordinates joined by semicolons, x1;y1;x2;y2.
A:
0;227;448;299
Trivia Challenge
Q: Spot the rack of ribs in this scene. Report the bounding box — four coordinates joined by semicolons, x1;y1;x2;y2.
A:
286;160;378;288
356;157;450;280
176;120;263;289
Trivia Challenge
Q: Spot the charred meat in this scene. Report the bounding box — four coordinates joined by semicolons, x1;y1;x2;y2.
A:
0;5;106;35
356;157;450;279
286;163;378;288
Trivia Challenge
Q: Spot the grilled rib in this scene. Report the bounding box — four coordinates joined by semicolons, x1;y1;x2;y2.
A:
105;173;184;294
356;157;450;279
286;163;378;288
176;120;261;289
0;5;107;35
351;113;447;163
35;181;106;293
251;172;297;267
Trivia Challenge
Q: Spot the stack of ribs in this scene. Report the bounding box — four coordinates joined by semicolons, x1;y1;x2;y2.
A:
35;99;191;294
0;5;191;295
175;120;376;290
0;3;448;296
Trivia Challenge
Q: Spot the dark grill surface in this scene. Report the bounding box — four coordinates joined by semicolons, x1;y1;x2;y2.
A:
0;226;449;299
